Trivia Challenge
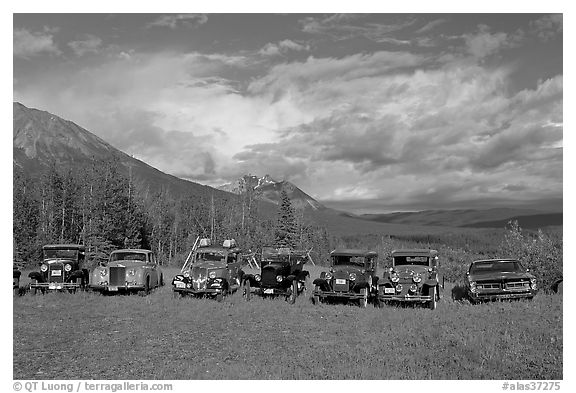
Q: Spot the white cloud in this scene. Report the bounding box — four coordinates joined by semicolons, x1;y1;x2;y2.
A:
258;39;310;57
68;35;103;56
148;14;208;29
14;28;60;58
464;25;510;59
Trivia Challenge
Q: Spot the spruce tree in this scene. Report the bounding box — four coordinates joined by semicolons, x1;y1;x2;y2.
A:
274;190;297;248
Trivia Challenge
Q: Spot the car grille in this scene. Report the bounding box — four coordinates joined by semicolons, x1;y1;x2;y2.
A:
48;264;64;283
333;279;349;292
191;267;207;290
477;283;500;289
261;268;278;287
109;267;126;286
505;281;530;290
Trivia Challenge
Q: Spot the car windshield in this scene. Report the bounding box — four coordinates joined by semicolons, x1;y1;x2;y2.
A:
333;255;365;267
43;249;78;259
110;252;147;262
394;256;429;266
196;251;225;262
470;261;523;274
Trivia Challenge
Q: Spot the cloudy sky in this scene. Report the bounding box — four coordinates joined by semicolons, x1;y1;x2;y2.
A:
13;13;563;213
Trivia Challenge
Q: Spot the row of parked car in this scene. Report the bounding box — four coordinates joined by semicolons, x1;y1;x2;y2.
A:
14;240;540;307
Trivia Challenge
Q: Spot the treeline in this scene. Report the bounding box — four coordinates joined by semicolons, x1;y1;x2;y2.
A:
13;159;331;268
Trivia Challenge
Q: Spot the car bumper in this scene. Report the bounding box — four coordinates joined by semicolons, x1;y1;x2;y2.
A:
172;287;224;296
89;284;145;292
378;294;432;302
31;282;82;290
313;289;365;300
468;290;536;301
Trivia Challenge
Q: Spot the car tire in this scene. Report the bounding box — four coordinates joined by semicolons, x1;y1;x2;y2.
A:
139;278;150;297
429;286;437;310
312;285;321;305
359;287;368;308
243;279;251;301
160;274;164;287
287;280;298;305
216;292;224;302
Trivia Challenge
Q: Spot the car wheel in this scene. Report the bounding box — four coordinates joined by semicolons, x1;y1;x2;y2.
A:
139;278;150;296
312;285;321;305
243;279;251;301
287;280;298;305
359;287;368;308
429;286;437;310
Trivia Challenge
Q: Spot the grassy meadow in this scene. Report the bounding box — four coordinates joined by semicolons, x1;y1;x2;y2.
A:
13;265;562;380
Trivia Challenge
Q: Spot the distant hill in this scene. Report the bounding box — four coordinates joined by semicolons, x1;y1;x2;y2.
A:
462;213;563;229
13;102;232;201
361;208;562;228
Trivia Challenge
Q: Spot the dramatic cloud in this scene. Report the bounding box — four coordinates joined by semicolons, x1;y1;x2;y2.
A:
13;28;60;58
531;14;562;41
258;40;310;57
148;14;208;29
68;35;103;56
13;14;562;212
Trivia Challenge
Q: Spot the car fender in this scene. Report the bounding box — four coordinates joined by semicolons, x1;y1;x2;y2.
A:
67;270;84;282
297;270;310;281
242;273;257;286
312;278;331;291
29;271;44;282
13;270;21;279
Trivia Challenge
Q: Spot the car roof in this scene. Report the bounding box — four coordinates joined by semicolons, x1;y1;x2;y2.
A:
112;249;153;254
330;249;378;257
391;249;438;257
43;244;85;251
471;258;519;263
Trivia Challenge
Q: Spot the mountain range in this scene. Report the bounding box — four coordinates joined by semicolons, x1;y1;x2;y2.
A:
13;102;562;233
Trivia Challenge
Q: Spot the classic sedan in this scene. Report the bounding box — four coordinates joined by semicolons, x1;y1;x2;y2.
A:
466;259;537;303
89;249;163;295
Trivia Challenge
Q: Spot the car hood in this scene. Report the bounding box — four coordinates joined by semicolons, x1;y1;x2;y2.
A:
393;264;430;276
332;265;365;277
107;260;147;268
469;271;534;281
192;261;227;269
44;258;76;265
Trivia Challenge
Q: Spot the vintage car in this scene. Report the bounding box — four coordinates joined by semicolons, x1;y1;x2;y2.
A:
312;249;378;307
242;247;310;304
89;249;163;295
465;259;538;303
29;244;88;293
378;249;443;310
172;239;244;301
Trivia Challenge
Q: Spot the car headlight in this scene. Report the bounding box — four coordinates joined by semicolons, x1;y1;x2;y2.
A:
209;271;217;279
128;269;136;276
390;271;399;283
325;272;333;280
255;274;261;282
276;275;283;283
64;264;72;272
409;284;417;292
349;273;357;281
100;269;107;277
412;273;421;283
40;264;48;272
530;278;537;290
469;281;477;293
184;271;190;278
395;284;403;293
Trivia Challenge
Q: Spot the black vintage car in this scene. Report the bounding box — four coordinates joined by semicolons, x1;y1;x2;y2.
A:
312;249;378;307
377;249;443;310
29;244;88;293
242;247;310;304
465;259;538;303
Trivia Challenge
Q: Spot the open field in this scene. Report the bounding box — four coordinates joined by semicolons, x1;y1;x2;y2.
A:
13;267;562;380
